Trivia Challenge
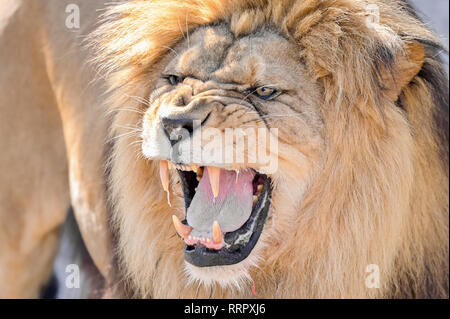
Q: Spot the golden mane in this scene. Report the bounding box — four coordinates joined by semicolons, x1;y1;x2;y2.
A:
89;0;449;298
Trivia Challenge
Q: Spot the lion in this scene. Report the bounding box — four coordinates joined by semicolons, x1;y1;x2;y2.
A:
0;0;448;298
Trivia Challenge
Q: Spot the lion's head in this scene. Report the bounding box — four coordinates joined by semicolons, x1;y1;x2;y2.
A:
90;0;448;298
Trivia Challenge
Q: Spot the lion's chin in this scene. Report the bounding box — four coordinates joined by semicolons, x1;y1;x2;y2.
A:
183;236;268;289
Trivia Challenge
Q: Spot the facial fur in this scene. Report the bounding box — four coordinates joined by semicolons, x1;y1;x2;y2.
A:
140;24;324;286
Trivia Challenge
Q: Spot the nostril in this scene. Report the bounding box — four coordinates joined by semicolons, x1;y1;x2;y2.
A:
161;118;194;146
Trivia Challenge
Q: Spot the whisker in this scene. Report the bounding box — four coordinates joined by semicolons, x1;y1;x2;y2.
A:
113;124;143;132
185;13;190;49
162;45;179;57
128;140;143;148
177;17;187;42
107;107;145;116
124;94;152;108
107;130;141;143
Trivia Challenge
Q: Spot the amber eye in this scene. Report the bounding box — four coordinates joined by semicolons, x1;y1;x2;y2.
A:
253;86;278;100
166;74;183;85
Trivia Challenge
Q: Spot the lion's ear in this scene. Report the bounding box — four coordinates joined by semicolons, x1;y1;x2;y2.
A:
382;42;425;101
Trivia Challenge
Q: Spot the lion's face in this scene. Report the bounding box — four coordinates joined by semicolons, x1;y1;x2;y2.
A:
141;24;325;285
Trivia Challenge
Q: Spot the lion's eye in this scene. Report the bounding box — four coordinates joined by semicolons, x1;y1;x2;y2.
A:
253;86;278;100
166;74;183;85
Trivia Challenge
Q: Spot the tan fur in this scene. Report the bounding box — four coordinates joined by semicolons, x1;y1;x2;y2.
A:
0;0;447;298
0;0;115;297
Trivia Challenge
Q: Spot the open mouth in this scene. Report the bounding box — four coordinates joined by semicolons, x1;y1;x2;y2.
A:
160;161;272;267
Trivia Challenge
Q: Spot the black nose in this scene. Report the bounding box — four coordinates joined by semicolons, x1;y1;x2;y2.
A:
161;118;194;146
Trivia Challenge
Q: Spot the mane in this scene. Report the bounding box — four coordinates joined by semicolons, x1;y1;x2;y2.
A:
89;0;449;298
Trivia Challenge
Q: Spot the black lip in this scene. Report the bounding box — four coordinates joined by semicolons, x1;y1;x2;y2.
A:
183;175;272;267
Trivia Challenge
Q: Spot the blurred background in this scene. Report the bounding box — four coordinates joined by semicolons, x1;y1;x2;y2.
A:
48;0;448;298
410;0;449;69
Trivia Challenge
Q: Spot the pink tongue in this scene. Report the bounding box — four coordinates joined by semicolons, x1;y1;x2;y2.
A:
186;168;255;238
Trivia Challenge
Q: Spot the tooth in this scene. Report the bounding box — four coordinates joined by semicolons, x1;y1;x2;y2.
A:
159;161;169;192
172;215;192;238
192;164;199;173
257;184;263;192
208;167;221;198
235;170;240;184
253;195;258;205
213;221;223;244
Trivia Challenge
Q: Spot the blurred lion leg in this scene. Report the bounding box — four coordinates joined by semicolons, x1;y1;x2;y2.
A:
0;0;70;297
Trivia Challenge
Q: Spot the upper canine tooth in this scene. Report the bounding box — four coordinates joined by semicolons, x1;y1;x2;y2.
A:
159;160;170;192
208;166;221;198
172;215;192;238
257;184;263;192
213;221;223;244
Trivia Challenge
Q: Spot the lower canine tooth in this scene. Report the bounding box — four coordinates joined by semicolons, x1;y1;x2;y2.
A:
253;195;258;205
172;215;192;238
213;221;223;244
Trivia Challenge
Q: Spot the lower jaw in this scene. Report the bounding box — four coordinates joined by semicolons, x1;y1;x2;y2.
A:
183;176;272;267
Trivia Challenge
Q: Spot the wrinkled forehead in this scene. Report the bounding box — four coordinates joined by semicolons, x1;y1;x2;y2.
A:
164;24;303;86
